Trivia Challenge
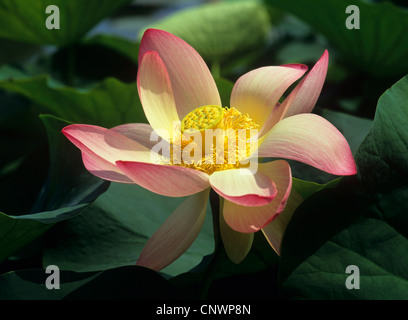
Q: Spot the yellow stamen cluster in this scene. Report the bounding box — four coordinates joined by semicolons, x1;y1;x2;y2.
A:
170;106;259;175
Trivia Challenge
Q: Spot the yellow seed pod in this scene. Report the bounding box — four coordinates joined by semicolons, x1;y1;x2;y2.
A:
181;105;224;133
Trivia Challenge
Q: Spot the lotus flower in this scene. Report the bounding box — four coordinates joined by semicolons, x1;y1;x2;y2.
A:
62;29;356;271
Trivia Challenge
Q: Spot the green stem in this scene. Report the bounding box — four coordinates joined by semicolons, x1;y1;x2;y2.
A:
199;189;222;299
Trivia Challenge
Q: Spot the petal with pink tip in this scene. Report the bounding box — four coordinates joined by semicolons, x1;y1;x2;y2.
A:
230;64;307;131
137;51;180;136
259;51;329;136
209;168;277;207
136;188;210;271
220;200;254;264
261;189;304;255
258;114;357;176
222;160;292;233
111;123;159;149
283;50;329;118
81;151;133;183
116;161;210;197
139;29;221;119
62;124;153;183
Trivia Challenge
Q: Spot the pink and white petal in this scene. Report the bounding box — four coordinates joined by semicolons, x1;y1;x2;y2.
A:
137;51;180;137
81;151;133;183
222;160;292;233
116;161;210;197
62;124;152;165
261;51;329;136
261;189;304;255
210;168;277;207
230;64;307;131
282;50;329;119
258;114;357;176
136;188;210;271
111;123;159;150
139;29;221;119
220;199;254;264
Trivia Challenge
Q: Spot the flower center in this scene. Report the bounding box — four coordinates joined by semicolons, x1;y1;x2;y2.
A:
170;106;259;175
181;105;223;132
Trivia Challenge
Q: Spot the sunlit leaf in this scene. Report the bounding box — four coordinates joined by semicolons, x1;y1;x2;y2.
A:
141;1;271;65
